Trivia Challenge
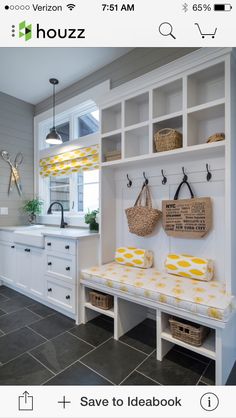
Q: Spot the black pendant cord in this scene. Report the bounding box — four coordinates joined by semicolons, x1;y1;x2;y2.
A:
53;83;55;129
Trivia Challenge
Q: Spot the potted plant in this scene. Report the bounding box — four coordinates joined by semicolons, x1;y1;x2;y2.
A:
85;209;99;232
22;198;44;224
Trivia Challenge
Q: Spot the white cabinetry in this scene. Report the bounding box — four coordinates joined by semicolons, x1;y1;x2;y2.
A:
15;245;44;297
0;241;16;285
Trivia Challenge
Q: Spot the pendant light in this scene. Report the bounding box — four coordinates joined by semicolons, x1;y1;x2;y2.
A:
45;78;62;145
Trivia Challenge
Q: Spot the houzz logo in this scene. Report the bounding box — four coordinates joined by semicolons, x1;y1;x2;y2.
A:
15;21;85;41
19;20;32;41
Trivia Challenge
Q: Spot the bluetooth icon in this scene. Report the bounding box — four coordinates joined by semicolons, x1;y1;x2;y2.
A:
182;3;189;12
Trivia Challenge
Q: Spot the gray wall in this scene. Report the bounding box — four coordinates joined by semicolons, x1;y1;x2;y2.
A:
35;47;198;115
0;92;34;226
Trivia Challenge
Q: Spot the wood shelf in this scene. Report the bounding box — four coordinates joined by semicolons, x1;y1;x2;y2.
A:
85;302;114;318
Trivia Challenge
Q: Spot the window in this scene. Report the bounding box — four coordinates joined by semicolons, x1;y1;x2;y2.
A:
49;176;70;211
78;110;99;137
46;171;99;215
77;170;99;213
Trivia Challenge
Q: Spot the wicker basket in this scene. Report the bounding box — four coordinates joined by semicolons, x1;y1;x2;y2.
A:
154;128;182;152
89;291;113;310
105;150;121;162
206;132;225;143
169;317;209;347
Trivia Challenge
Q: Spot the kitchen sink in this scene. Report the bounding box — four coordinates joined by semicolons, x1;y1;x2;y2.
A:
13;225;62;248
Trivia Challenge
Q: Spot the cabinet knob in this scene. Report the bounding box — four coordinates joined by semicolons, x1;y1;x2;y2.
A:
66;295;70;300
66;266;71;271
11;245;15;249
48;288;52;292
65;245;70;249
25;248;30;252
47;242;52;246
48;262;52;266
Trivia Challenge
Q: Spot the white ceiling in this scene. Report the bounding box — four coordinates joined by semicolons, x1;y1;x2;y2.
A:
0;48;132;105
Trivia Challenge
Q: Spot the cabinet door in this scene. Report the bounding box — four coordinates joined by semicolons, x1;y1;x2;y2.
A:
15;246;32;290
30;248;45;298
0;241;16;285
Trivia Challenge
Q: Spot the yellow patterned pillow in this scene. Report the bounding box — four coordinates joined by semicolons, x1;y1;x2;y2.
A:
165;254;214;281
115;247;153;269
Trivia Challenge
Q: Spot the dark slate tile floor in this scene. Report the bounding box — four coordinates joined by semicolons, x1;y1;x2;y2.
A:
0;284;235;386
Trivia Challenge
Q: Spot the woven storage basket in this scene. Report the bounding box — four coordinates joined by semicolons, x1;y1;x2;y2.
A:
169;317;209;347
206;132;225;143
154;128;182;152
89;291;113;310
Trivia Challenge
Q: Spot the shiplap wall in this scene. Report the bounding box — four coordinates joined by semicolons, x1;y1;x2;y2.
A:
35;48;198;115
0;92;34;226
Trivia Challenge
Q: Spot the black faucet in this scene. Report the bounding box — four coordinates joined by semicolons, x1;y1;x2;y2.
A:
47;202;68;229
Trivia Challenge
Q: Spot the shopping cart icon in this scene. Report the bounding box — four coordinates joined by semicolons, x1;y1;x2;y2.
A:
195;23;217;38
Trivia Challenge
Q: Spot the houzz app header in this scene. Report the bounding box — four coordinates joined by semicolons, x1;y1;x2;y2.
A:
14;21;85;41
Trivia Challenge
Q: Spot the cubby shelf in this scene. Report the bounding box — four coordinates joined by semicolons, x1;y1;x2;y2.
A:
161;328;216;360
85;302;115;318
101;141;225;168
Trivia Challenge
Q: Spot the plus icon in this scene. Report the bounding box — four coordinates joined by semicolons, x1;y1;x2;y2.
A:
58;396;71;409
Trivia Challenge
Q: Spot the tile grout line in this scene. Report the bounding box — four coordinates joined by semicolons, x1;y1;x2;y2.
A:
197;360;214;386
27;352;56;376
78;337;113;362
25;325;50;342
119;348;160;386
66;331;95;348
79;359;115;386
118;338;152;356
135;370;162;385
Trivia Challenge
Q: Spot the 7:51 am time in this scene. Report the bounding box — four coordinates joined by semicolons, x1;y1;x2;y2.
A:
102;3;135;11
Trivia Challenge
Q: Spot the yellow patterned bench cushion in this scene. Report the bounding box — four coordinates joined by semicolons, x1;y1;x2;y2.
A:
81;262;234;322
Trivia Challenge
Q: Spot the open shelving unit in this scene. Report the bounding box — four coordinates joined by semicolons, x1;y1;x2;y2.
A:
101;59;226;166
97;48;236;385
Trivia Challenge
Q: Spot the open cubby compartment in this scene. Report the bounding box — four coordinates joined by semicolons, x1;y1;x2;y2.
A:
102;103;122;134
187;103;225;146
101;133;122;162
160;312;216;360
187;62;225;108
125;92;149;127
124;125;149;158
152;115;183;153
83;286;115;319
153;79;183;118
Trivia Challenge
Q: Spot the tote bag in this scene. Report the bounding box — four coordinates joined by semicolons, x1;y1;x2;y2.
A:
162;180;212;238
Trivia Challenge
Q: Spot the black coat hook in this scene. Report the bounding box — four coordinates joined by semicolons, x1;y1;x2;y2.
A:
182;167;188;181
161;169;167;185
206;164;212;182
143;172;149;185
126;174;132;188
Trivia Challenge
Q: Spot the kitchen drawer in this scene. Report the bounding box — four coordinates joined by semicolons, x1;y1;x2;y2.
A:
45;237;76;255
46;254;75;283
46;278;75;313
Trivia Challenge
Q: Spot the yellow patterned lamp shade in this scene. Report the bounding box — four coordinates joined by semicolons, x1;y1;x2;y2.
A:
39;145;99;177
165;254;214;281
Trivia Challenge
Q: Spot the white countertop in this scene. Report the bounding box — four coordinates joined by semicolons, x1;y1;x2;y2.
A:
0;225;99;240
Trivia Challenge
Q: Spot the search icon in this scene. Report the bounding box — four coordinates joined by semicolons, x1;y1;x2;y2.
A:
159;22;176;39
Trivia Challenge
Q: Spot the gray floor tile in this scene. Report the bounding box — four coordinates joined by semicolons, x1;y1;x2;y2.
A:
121;371;159;385
226;361;236;385
201;361;215;385
0;309;6;317
0;294;8;303
0;308;41;334
82;338;146;384
29;313;75;339
120;319;156;354
30;332;93;373
0;294;36;314
70;316;113;347
0;287;20;299
0;327;46;364
27;302;57;318
138;350;206;385
45;361;112;385
0;353;53;385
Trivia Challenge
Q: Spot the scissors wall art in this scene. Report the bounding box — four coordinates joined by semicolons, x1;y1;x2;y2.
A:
1;151;23;196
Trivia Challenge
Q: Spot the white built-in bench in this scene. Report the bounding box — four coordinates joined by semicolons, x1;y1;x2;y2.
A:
80;262;236;385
